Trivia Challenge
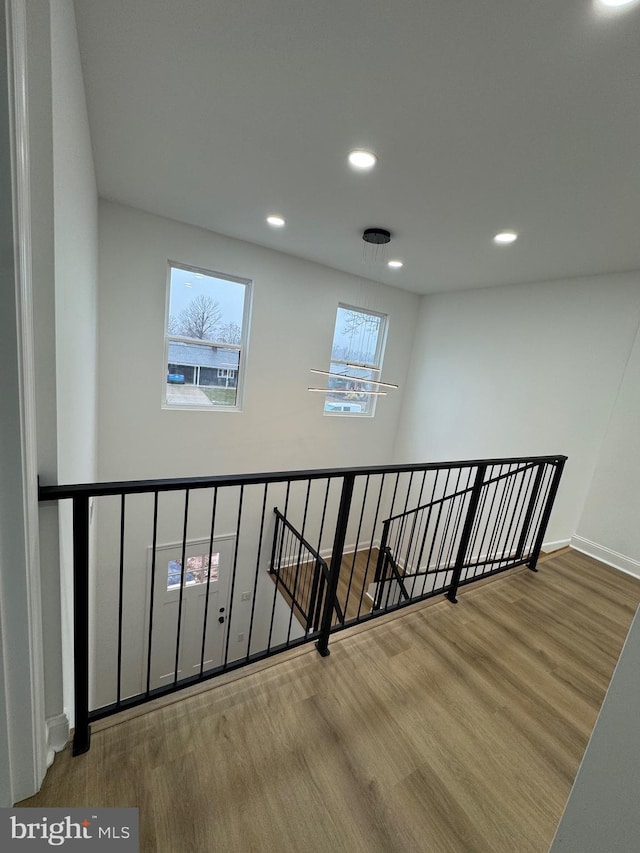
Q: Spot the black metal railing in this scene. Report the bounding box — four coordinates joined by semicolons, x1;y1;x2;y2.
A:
270;508;338;632
38;454;566;755
373;546;411;610
373;458;563;605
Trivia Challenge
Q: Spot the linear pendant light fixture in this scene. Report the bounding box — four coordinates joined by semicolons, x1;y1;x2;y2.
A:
308;387;388;396
308;367;399;398
309;368;399;389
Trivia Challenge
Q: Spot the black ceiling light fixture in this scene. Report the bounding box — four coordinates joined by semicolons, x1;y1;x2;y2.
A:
362;227;391;263
363;227;391;244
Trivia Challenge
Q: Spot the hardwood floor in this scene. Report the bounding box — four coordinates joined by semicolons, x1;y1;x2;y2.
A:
20;550;640;852
274;548;378;627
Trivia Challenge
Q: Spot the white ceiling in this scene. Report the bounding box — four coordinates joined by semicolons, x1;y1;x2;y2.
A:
73;0;640;295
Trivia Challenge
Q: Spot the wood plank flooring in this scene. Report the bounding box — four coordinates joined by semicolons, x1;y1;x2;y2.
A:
20;550;640;853
274;548;378;627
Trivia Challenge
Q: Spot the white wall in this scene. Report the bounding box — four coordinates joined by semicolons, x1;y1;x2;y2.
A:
575;317;640;571
52;0;98;485
51;0;99;734
394;273;640;548
97;201;420;480
91;201;420;706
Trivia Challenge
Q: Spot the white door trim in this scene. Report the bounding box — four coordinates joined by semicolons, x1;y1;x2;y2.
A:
4;0;48;801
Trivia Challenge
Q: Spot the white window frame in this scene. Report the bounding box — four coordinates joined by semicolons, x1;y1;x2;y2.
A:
163;261;252;412
324;303;389;418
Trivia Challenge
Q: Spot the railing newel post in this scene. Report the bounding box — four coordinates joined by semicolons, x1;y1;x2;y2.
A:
515;463;545;560
72;495;91;756
527;458;566;572
307;559;322;633
446;464;487;604
316;474;355;657
374;520;389;583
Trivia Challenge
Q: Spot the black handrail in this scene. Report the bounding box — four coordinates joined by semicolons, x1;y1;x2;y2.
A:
37;455;566;500
270;509;340;631
382;459;542;525
375;457;566;604
39;453;566;756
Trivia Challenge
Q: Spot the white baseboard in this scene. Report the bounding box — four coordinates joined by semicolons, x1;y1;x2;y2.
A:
319;540;378;562
45;712;70;767
571;535;640;579
542;538;571;554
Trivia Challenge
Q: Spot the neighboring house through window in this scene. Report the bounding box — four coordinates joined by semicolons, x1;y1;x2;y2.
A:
324;304;388;416
164;263;251;409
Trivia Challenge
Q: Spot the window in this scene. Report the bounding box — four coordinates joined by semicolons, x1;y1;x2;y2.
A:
167;551;219;591
164;263;251;409
324;304;388;416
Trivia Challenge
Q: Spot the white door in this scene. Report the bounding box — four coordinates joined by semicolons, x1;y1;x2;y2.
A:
147;536;234;688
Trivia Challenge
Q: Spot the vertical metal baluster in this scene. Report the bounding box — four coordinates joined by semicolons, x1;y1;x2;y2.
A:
506;465;535;564
145;491;159;695
268;484;290;652
72;495;91;755
526;465;553;557
309;478;332;631
199;487;218;676
247;484;269;657
344;474;370;622
116;494;126;706
414;469;440;596
382;538;396;611
394;472;414;578
288;522;294;598
421;469;450;596
174;490;190;686
447;464;487;603
499;466;528;566
467;465;492;578
308;556;322;633
315;479;331;557
435;468;459;574
494;466;519;566
485;465;510;561
298;481;313;630
223;486;244;667
269;507;281;579
443;468;473;581
515;463;545;560
267;518;281;652
406;470;428;579
528;459;565;572
286;522;305;643
358;473;386;618
316;474;355;656
388;471;401;519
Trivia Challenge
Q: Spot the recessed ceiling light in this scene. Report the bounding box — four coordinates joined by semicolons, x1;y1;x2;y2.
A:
266;215;285;227
348;149;377;170
387;259;403;269
598;0;638;7
493;231;518;245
